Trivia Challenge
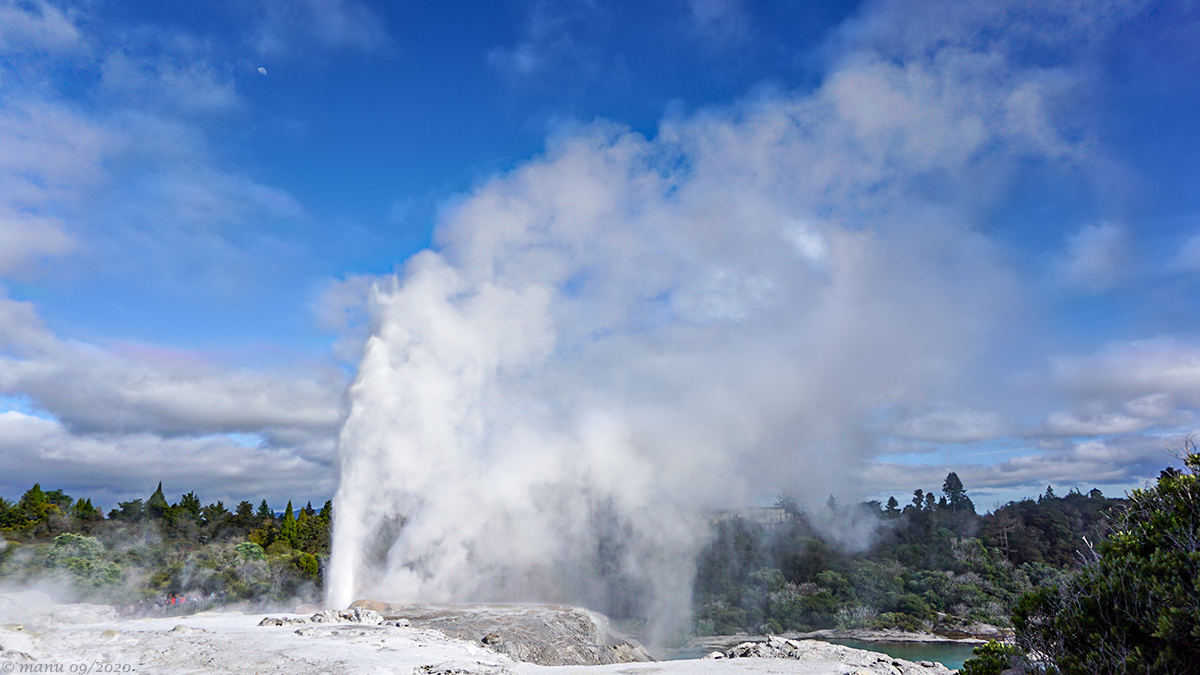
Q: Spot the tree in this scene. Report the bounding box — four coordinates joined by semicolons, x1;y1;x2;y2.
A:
256;500;273;521
72;498;102;521
178;492;202;520
279;501;299;549
147;482;169;519
109;498;145;521
18;483;53;524
43;488;73;510
1038;485;1056;503
774;494;800;515
942;472;975;514
1013;444;1200;674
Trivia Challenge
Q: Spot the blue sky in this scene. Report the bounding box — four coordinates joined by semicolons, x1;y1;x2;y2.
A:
2;0;1200;514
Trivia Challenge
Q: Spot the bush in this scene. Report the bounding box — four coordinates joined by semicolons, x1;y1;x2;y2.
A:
235;542;266;560
47;533;121;589
1013;445;1200;674
894;593;932;620
960;640;1022;675
295;552;319;578
872;612;925;632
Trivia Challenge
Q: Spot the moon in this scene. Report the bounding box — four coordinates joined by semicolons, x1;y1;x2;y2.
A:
257;67;268;75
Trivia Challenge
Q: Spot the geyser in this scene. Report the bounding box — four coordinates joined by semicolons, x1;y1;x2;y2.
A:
328;0;1098;641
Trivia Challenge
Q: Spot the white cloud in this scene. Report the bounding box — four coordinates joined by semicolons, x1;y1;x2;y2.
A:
0;1;84;54
685;0;753;46
0;292;343;509
487;1;606;86
99;50;241;117
1043;409;1149;436
0;411;335;510
1058;222;1126;291
0;98;113;276
1033;338;1200;438
0;296;342;437
1049;337;1200;399
893;408;1005;443
248;0;389;56
1173;230;1200;272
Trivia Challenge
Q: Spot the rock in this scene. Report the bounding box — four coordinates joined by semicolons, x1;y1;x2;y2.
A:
1;649;35;663
416;661;513;675
259;607;386;627
361;601;654;666
350;598;389;613
715;636;955;675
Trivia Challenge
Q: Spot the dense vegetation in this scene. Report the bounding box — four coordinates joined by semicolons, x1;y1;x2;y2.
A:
1005;446;1200;674
0;483;331;610
692;472;1126;636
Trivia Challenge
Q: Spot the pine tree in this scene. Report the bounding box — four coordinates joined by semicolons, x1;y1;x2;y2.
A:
280;501;299;549
18;483;52;524
178;491;202;520
942;472;975;514
256;500;273;521
147;482;169;519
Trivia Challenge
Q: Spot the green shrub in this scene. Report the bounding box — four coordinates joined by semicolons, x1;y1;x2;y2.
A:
960;640;1022;675
295;552;319;578
235;541;266;560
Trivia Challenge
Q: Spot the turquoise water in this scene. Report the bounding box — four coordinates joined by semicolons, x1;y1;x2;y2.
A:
824;639;976;670
664;639;978;670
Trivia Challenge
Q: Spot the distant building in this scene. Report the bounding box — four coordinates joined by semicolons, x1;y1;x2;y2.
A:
710;507;790;525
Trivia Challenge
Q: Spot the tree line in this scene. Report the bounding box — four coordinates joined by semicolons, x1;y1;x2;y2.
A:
0;483;332;607
693;471;1126;636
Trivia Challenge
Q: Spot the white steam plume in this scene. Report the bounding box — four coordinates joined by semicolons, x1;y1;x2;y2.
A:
329;0;1124;640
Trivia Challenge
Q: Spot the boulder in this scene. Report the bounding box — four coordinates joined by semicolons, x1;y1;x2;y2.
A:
353;601;654;666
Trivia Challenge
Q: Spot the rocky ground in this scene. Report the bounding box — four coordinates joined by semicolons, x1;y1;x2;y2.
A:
705;636;955;675
0;592;961;675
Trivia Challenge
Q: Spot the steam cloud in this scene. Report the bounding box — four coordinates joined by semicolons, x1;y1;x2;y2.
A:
328;0;1129;640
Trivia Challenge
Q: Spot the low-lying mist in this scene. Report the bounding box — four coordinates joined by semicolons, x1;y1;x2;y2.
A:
327;0;1124;643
